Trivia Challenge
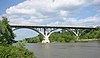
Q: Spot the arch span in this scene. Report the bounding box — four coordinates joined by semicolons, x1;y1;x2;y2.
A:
12;28;38;41
12;27;57;43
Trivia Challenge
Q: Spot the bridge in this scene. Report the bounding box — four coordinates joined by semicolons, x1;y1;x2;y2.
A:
11;25;96;43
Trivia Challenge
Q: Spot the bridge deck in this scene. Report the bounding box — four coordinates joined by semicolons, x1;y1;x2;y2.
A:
11;25;96;29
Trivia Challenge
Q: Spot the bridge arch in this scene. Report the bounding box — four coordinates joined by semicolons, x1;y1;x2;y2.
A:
12;27;58;43
13;27;45;37
12;28;39;41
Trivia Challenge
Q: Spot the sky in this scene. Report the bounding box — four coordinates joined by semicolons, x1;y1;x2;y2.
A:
0;0;100;40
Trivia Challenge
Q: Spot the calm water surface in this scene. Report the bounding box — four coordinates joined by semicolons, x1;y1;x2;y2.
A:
25;42;100;58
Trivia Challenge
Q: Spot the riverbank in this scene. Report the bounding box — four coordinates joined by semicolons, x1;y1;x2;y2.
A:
76;39;100;42
50;39;100;43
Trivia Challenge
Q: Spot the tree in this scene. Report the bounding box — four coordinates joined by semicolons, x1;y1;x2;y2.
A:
49;30;75;42
0;17;15;45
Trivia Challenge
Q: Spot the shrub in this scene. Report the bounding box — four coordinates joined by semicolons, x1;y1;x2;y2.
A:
64;35;75;42
17;39;27;48
0;45;36;58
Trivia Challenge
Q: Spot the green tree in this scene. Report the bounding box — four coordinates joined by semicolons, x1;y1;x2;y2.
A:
0;17;15;45
25;34;43;43
94;29;100;39
50;30;75;42
0;45;36;58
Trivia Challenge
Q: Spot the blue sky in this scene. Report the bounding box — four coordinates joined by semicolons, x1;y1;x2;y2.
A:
0;0;25;15
0;0;100;40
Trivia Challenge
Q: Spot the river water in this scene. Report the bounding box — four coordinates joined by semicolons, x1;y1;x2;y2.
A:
25;42;100;58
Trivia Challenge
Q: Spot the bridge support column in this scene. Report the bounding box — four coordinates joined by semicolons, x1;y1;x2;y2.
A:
42;28;56;43
72;29;80;40
33;28;56;43
42;30;50;43
42;36;50;43
67;29;85;41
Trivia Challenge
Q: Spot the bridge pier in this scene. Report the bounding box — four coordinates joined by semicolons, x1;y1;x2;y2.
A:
41;29;50;43
33;28;56;43
72;29;80;40
67;29;86;41
42;36;50;43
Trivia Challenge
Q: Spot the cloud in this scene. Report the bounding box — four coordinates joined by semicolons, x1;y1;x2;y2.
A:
6;0;85;25
6;7;36;15
92;0;100;5
5;0;100;26
62;16;100;26
86;0;100;12
59;10;69;17
6;0;85;15
48;16;100;26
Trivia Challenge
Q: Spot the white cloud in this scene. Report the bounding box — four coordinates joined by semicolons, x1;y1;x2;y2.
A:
6;0;85;24
48;16;100;26
30;16;44;23
92;0;100;4
50;0;85;9
6;7;36;15
62;16;100;26
59;10;69;17
6;0;85;14
5;0;100;26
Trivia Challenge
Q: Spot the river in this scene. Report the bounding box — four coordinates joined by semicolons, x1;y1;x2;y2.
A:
25;42;100;58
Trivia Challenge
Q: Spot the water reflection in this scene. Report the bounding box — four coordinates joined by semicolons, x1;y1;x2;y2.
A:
25;42;100;58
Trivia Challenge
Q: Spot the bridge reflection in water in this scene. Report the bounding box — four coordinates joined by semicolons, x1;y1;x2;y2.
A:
11;25;96;43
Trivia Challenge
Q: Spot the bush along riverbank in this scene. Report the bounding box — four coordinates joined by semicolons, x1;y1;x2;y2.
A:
0;45;36;58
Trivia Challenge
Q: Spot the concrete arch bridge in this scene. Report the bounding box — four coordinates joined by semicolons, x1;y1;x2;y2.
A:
11;25;96;43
